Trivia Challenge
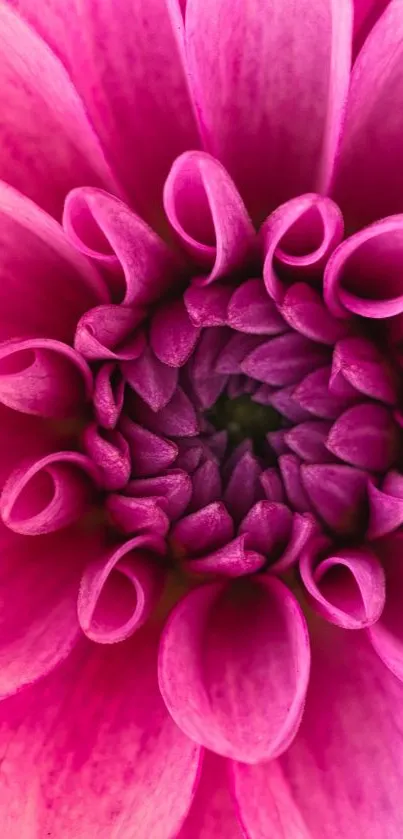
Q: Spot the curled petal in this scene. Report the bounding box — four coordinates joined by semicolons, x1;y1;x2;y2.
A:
150;298;200;367
227;278;287;335
263;195;344;303
0;452;98;536
122;346;178;411
159;577;310;763
120;416;178;478
171;502;234;558
93;363;125;429
0;339;92;417
369;531;403;681
74;304;145;361
78;534;165;644
300;535;385;629
240;501;315;573
82;424;131;491
326;403;399;472
163;151;254;281
367;471;403;539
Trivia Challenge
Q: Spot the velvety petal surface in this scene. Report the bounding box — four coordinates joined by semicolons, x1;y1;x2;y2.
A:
178;752;243;839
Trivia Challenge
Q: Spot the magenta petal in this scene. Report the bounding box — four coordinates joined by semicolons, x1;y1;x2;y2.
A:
185;1;352;223
64;188;183;305
75;304;145;362
189;460;222;512
242;332;329;387
120;416;178;478
81;424;131;491
150;298;200;367
177;752;243;839
127;470;192;521
300;535;385;629
240;501;292;555
280;283;348;345
184;282;233;327
131;387;199;438
188;536;265;577
78;534;165;644
164;151;254;280
353;0;391;58
0;339;92;418
171;502;234;557
369;531;403;681
0;626;202;836
122;346;178;411
224;452;263;523
106;494;170;537
216;333;264;376
269;386;312;423
294;365;360;419
260;468;286;502
0;452;98;536
93;363;125;429
332;336;398;405
159;577;310;762
0;5;118;218
279;454;313;514
285;420;334;463
327;403;399;472
368;471;403;538
335;0;403;228
234;625;403;839
325;216;403;319
302;463;369;535
227;278;287;335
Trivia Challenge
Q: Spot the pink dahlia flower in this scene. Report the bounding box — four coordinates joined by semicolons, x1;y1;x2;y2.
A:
0;0;403;834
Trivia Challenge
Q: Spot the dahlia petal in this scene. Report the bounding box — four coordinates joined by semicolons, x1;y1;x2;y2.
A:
122;346;178;411
0;452;99;536
324;216;403;318
267;430;290;457
260;468;286;503
184;282;233;327
187;536;265;578
119;416;178;478
216;333;264;375
159;577;310;763
242;333;329;387
353;0;391;58
0;627;202;837
0;524;91;697
263;195;344;303
285;420;334;463
251;384;277;407
0;182;106;343
171;502;234;558
327;403;399;472
240;501;315;573
0;5;118;218
93;363;125;429
150;298;200;367
191;326;231;378
106;494;170;537
269;386;312;423
332;336;398;405
64;188;183;305
81;424;131;491
175;440;204;473
227;278;287;335
369;531;403;680
224;452;263;523
189;460;222;512
367;471;403;539
0;339;92;418
300;535;385;629
127;471;192;521
164;152;254;282
334;0;403;228
78;534;165;644
185;1;351;223
234;624;403;839
302;463;369;535
280;283;348;345
177;752;243;839
130;387;199;437
279;455;313;514
74;304;145;362
294;365;360;419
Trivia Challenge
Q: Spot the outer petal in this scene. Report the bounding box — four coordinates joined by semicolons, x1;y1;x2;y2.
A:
159;577;310;763
234;621;403;839
0;3;118;218
178;752;243;839
369;531;403;681
185;0;352;223
0;626;202;837
353;0;391;58
334;0;403;228
10;0;200;229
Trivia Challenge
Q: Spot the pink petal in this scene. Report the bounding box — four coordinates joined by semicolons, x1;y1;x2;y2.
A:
216;333;264;376
240;501;315;573
0;339;92;418
324;216;403;319
150;298;200;367
74;304;145;362
0;5;118;218
334;0;403;228
332;336;398;405
234;624;403;839
184;282;233;327
0;182;106;343
227;278;287;335
78;533;165;644
93;363;125;429
301;463;369;535
120;416;178;478
106;494;170;538
163;151;254;281
177;752;243;839
260;468;286;503
285;420;335;463
81;424;131;491
0;523;92;697
367;471;403;538
300;534;385;629
13;0;200;229
279;454;313;514
0;626;202;837
127;470;192;521
280;283;348;345
263;195;344;303
353;0;391;58
326;403;399;472
187;536;265;578
185;0;352;223
64;188;183;306
294;365;360;419
122;346;178;411
224;452;263;523
241;333;329;387
189;460;223;512
269;385;312;423
0;451;99;536
130;387;199;438
159;577;310;762
170;502;234;558
369;531;403;681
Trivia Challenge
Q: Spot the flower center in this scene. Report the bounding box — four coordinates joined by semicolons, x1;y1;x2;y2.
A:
207;393;282;454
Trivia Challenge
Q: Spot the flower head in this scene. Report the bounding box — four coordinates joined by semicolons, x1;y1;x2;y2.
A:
0;0;403;836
